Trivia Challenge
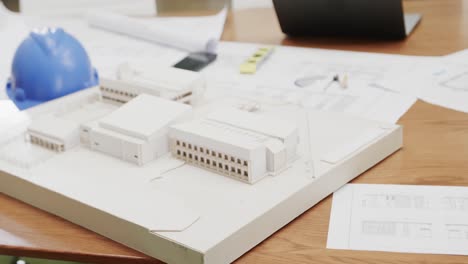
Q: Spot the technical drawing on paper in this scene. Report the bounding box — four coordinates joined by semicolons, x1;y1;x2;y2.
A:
362;221;432;239
439;71;468;92
205;43;418;123
446;224;468;240
328;184;468;255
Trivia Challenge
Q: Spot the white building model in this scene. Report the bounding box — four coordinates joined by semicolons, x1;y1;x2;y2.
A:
24;87;298;184
169;108;299;184
99;64;204;105
81;94;192;165
28;115;81;152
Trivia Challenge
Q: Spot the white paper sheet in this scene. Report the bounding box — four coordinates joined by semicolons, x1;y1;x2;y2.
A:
0;100;30;144
205;42;419;124
444;49;468;62
0;1;7;19
416;51;468;113
87;7;227;53
328;184;468;255
419;62;468;113
0;4;30;100
381;48;468;113
19;0;157;17
232;0;273;10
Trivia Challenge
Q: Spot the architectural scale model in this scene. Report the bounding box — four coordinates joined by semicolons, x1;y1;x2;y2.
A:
0;30;404;263
27;115;81;152
24;90;118;154
81;94;192;165
169;107;299;184
100;63;204;105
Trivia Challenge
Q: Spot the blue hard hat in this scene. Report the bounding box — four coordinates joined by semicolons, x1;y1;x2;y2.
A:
6;27;99;110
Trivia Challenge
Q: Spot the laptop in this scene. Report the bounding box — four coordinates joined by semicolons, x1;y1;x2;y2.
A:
272;0;421;39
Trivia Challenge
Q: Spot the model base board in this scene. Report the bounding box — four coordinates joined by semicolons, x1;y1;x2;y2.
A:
0;89;402;264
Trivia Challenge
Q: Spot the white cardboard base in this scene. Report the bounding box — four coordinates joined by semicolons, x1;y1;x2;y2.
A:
0;89;402;264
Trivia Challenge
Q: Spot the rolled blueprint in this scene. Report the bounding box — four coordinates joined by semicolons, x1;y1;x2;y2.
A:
86;10;219;53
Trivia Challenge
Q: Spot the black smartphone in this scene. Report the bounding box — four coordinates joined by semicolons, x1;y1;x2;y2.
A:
173;52;217;72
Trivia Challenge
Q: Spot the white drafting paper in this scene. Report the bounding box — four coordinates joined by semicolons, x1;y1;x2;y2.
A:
328;184;468;255
205;42;419;124
382;50;468;113
19;0;157;17
87;7;227;53
416;53;468;113
0;1;7;20
443;48;468;62
0;100;30;144
0;3;9;100
232;0;273;10
143;8;228;47
0;6;30;100
379;56;437;97
418;62;468;113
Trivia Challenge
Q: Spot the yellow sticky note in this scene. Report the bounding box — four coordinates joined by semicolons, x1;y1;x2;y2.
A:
240;47;274;74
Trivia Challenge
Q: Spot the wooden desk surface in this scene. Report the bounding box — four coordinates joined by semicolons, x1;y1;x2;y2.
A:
2;0;468;263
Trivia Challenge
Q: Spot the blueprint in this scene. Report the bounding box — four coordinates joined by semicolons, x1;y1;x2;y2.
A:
328;184;468;255
416;57;468;113
205;42;420;123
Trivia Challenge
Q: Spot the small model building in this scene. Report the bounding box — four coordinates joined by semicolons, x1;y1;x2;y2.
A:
25;91;114;153
169;108;299;184
99;64;204;105
27;115;80;152
81;94;192;165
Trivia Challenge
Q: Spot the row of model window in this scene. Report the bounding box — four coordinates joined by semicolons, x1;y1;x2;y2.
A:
100;86;138;98
175;140;249;167
175;148;249;178
30;135;65;152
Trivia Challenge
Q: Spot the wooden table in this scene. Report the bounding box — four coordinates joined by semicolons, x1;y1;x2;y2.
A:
2;0;468;263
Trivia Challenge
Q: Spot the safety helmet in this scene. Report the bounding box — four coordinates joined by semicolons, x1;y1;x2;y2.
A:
6;27;98;110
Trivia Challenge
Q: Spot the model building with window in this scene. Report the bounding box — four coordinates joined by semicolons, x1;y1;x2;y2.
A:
25;90;114;153
99;64;204;105
169;108;299;184
81;94;192;165
27;115;81;152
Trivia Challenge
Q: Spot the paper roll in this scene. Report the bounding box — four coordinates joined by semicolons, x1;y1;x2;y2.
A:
87;10;219;53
